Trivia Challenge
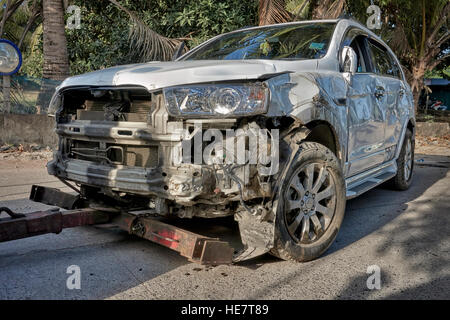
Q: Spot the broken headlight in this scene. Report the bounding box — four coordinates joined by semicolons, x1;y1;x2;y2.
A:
163;82;269;117
47;91;62;117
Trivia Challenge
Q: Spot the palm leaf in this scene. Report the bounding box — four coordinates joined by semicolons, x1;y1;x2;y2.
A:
108;0;183;62
290;0;310;21
259;0;292;26
311;0;345;19
326;0;345;19
383;19;413;62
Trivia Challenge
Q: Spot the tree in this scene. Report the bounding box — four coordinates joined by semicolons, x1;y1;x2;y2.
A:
259;0;292;25
107;0;183;62
41;0;69;81
310;0;345;19
0;0;36;113
0;0;27;37
384;0;449;109
35;0;69;113
63;0;257;69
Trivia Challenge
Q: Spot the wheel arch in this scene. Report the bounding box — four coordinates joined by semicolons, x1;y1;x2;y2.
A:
407;117;416;135
303;120;340;158
395;117;416;160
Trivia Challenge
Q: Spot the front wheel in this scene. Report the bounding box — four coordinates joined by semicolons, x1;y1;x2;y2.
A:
271;142;346;262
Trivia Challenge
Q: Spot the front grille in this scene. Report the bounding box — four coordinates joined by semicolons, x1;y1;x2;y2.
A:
69;140;159;168
76;99;154;122
84;100;151;114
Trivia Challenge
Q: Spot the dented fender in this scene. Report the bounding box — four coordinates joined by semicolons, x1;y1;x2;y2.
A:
265;72;348;167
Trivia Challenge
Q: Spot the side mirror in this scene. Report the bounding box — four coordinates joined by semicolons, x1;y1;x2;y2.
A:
172;42;186;61
340;46;358;75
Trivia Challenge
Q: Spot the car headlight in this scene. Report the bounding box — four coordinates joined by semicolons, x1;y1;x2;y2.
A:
47;91;62;116
163;83;269;117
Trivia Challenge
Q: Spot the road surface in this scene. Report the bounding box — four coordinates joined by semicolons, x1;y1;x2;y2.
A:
0;154;449;300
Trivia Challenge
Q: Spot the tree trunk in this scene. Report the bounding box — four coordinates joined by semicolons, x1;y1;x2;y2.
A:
409;59;428;113
42;0;69;80
36;0;69;114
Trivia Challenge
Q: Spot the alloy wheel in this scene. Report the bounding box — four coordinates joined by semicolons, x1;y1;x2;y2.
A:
284;162;337;244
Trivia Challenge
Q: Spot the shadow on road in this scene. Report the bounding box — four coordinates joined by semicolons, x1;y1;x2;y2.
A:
328;154;448;255
335;154;449;299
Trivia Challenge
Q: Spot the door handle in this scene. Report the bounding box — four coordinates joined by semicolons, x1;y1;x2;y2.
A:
399;88;405;97
374;87;385;99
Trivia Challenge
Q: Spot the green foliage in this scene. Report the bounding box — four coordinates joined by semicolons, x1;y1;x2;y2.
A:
171;0;257;46
65;0;257;75
1;2;29;43
20;25;44;78
0;0;42;78
425;66;450;79
66;1;137;75
5;0;257;77
347;0;448;57
285;0;310;19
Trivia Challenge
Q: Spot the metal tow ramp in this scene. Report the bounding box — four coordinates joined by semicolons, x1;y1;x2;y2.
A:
0;185;234;265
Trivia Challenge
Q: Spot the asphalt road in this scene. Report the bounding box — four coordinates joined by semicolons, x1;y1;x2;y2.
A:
0;154;449;300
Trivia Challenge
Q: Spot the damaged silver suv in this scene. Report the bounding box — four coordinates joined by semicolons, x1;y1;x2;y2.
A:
47;19;415;262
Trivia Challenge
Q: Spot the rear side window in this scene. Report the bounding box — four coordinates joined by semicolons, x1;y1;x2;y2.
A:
368;40;400;78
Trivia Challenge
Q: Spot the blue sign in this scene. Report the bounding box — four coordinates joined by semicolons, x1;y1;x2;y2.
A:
0;39;22;76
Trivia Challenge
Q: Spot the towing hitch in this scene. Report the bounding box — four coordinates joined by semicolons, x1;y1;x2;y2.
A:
0;186;234;265
0;207;110;242
113;214;234;265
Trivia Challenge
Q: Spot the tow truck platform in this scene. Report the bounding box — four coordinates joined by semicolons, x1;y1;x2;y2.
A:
0;185;235;265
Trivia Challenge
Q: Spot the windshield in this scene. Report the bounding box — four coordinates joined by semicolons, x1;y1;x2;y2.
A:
183;22;336;61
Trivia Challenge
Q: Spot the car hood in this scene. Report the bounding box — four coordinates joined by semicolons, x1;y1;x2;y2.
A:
59;59;315;91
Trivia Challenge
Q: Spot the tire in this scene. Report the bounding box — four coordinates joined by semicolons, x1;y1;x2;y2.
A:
270;142;346;262
390;129;414;190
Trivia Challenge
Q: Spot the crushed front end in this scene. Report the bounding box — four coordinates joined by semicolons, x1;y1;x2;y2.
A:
48;84;282;221
47;83;293;260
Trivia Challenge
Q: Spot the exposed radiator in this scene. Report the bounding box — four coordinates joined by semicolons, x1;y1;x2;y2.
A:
77;99;153;122
69;140;159;168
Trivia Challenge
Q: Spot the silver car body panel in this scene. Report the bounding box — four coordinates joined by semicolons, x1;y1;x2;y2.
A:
58;59;318;91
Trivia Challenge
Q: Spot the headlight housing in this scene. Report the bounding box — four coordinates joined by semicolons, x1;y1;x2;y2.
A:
47;91;62;117
163;82;269;117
